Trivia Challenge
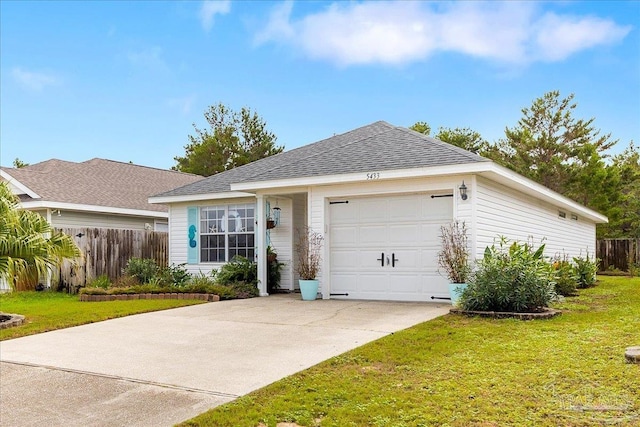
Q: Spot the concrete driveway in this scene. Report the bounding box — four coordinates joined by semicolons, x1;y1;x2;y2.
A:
0;294;449;426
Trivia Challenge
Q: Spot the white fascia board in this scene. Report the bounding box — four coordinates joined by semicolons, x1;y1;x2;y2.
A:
230;162;492;192
483;163;608;224
0;170;40;198
19;200;168;219
148;191;255;205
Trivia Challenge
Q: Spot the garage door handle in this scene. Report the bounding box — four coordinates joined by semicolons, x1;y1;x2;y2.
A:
376;253;385;267
392;253;398;267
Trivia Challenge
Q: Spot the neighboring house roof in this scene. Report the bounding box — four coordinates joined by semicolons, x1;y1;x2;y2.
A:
1;158;203;215
155;121;489;198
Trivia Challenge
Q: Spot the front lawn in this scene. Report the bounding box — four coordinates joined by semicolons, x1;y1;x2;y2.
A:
0;291;203;340
182;276;640;427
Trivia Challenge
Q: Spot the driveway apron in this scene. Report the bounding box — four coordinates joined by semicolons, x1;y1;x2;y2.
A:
0;295;449;426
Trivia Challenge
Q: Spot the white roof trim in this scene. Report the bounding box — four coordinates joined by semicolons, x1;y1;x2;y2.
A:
231;161;607;223
231;163;491;191
19;200;168;219
148;191;255;204
0;170;40;198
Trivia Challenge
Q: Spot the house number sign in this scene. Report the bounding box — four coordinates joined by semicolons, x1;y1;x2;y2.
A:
366;172;380;180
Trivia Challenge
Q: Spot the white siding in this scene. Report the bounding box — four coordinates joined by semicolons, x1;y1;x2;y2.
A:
290;193;308;290
266;197;293;291
475;176;597;259
49;210;154;230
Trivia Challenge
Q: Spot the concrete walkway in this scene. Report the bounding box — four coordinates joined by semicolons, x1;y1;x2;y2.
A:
0;295;449;426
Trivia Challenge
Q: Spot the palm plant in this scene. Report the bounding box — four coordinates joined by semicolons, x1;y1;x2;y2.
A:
0;182;81;291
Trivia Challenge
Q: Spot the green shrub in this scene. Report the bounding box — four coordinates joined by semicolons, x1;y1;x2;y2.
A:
460;238;556;313
228;281;260;299
124;258;159;284
157;263;191;287
268;260;284;293
87;275;111;289
552;256;578;296
215;256;257;286
573;254;599;288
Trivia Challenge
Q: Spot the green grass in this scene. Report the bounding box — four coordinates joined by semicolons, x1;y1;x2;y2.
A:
0;291;203;340
181;277;640;427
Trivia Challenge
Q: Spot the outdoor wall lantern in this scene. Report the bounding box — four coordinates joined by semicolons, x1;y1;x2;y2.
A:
272;206;281;226
459;181;468;200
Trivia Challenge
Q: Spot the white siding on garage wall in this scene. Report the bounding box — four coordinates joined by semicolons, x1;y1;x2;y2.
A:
475;176;597;259
50;210;154;230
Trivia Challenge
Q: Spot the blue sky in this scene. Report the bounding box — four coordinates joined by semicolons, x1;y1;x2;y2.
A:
1;1;638;170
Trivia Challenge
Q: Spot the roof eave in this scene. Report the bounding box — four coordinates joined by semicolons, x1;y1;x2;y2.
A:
1;170;41;198
230;162;493;192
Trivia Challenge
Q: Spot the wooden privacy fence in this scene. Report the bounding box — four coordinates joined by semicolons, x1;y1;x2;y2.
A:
596;238;640;271
56;227;168;292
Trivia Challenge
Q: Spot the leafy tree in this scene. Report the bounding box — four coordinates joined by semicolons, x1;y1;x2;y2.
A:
493;91;616;194
435;127;488;154
174;103;283;177
409;121;431;135
0;182;80;291
598;142;640;237
12;158;28;168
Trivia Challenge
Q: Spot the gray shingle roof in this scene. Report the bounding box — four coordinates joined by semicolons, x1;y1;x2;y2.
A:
156;121;490;197
2;158;203;212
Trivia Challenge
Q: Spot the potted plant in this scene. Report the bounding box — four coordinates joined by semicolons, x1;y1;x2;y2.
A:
438;220;471;306
295;226;324;300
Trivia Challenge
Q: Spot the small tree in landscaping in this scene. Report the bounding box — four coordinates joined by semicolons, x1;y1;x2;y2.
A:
438;221;471;284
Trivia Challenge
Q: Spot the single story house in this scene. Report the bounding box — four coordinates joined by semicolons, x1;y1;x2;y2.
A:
150;121;607;302
1;158;202;231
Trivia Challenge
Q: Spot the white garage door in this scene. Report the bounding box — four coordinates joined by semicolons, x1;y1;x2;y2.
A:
329;193;452;301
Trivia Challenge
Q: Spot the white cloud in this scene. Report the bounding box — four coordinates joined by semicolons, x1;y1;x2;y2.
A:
12;67;59;91
127;46;169;73
200;0;231;32
168;94;197;115
254;1;631;66
533;13;631;62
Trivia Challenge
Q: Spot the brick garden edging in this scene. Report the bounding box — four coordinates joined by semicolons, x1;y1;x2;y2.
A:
449;307;561;320
79;293;220;302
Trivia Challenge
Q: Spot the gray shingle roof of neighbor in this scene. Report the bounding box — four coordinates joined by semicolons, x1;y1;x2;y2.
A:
1;158;203;212
155;121;490;197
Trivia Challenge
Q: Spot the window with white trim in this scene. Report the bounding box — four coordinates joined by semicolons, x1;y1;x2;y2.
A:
200;204;255;263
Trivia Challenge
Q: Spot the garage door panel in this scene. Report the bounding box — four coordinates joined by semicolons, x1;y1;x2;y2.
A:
358;250;387;269
359;200;388;223
389;224;421;245
389;197;421;221
330;226;357;246
422;196;453;219
330;193;452;302
359;225;387;245
331;274;358;292
388;275;421;293
330;204;357;223
357;274;388;292
331;250;358;270
421;223;443;241
388;249;420;269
